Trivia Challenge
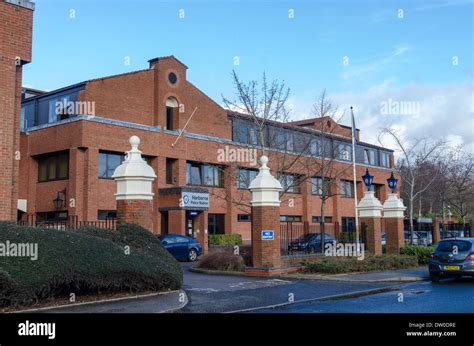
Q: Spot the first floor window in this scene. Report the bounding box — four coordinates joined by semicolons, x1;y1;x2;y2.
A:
340;180;354;198
279;173;301;193
99;151;124;179
186;162;223;187
311;177;323;195
237;168;258;189
208;214;225;235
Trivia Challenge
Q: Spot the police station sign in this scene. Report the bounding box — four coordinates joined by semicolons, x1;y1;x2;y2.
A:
181;191;209;209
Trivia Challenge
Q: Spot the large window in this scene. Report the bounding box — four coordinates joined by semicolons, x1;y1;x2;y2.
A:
99;152;124;179
232;119;258;145
342;217;356;232
237;168;258;189
208;214;225;235
340;180;354;198
364;149;376;165
337;143;352;161
279;173;301;193
38;152;69;182
186;162;223;187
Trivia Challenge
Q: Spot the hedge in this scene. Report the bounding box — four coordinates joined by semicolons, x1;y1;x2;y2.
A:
303;255;419;274
400;245;436;265
0;222;182;307
196;251;245;272
208;234;242;246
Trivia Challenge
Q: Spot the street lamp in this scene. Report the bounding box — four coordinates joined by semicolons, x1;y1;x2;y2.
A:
362;168;374;191
386;171;398;193
53;189;66;210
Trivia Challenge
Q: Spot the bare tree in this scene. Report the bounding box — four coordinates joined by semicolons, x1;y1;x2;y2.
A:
378;128;446;244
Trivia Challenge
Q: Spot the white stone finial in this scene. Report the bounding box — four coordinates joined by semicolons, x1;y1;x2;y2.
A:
249;155;282;207
129;135;140;150
383;193;406;218
357;190;383;218
112;135;157;200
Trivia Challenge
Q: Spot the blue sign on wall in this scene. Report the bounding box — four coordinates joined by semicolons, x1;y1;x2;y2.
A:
261;230;274;241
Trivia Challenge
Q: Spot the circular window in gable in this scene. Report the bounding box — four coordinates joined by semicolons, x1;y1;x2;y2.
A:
168;72;177;85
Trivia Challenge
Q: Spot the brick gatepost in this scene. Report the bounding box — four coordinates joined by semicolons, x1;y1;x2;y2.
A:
383;193;406;255
358;190;383;255
432;218;441;244
194;211;209;254
245;156;287;277
112;136;157;231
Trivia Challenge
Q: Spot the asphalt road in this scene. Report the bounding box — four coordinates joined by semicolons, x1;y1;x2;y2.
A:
254;277;474;313
181;263;399;313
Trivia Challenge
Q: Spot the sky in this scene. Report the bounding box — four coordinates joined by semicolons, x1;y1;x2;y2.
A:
23;0;474;152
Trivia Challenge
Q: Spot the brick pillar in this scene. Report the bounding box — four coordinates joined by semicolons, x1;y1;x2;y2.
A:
358;190;383;255
168;210;185;235
383;193;406;255
0;1;34;220
195;211;208;254
117;200;153;231
245;156;286;277
113;136;157;232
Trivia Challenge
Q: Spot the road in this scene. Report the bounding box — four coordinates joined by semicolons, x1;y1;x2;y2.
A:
253;277;474;313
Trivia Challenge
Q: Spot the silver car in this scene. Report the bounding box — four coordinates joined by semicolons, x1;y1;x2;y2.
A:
428;238;474;282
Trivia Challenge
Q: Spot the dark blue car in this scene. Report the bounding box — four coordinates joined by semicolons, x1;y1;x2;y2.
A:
160;234;202;262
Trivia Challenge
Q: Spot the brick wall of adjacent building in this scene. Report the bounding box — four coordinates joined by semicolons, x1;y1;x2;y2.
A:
0;0;33;220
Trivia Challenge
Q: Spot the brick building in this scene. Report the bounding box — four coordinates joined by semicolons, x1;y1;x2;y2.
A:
18;55;397;243
0;0;34;221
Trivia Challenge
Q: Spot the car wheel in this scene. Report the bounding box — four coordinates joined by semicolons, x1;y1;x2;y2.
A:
429;273;440;283
188;249;198;262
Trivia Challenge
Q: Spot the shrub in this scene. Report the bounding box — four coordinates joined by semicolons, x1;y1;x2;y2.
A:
208;234;242;246
303;255;418;274
400;245;436;265
196;251;245;272
0;222;182;307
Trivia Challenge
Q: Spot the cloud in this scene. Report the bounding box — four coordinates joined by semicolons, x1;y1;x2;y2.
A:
340;45;411;81
288;81;474;155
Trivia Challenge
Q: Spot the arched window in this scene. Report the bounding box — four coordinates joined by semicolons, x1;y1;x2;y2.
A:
165;97;179;130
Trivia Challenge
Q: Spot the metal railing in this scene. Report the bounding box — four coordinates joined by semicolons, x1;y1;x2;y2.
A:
17;214;117;230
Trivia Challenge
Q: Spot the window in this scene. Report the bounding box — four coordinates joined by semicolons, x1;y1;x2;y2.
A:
186;162;223;187
165;97;178;130
337;143;352;161
168;72;177;84
36;211;68;221
208;214;225;235
98;210;117;220
311;177;323;195
99;152;124;179
280;215;302;222
232;120;258;145
37;152;69;182
380;152;390;168
364;149;376;165
368;184;382;199
237;168;258;189
312;216;333;223
166;158;176;184
310;139;320;156
340;180;354;198
279;173;301;193
238;214;251;222
342;217;356;232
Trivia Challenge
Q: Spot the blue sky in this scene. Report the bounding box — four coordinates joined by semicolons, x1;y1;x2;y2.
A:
24;0;473;150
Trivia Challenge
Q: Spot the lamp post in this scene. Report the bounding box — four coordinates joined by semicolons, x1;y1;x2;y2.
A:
362;168;374;191
387;172;398;193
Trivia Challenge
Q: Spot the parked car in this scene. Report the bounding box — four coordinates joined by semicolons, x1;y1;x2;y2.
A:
428;238;474;282
159;234;202;262
288;233;336;254
404;231;429;246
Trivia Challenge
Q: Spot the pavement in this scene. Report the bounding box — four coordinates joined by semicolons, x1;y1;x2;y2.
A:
17;290;187;314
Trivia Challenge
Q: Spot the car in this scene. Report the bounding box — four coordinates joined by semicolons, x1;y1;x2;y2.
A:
159;234;202;262
428;238;474;282
288;233;336;254
381;233;386;246
404;231;428;246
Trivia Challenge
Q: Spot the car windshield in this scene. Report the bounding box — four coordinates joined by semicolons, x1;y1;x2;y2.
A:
436;240;472;252
297;234;317;242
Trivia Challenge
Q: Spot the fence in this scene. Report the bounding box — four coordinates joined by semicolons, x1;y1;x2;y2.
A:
17;214;117;230
440;223;471;239
280;221;337;256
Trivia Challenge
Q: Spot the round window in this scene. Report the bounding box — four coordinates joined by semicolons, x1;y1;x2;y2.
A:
168;72;177;84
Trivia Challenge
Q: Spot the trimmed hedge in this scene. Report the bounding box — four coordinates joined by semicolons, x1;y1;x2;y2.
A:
0;222;182;307
303;255;418;274
208;234;242;246
400;245;436;265
196;251;245;272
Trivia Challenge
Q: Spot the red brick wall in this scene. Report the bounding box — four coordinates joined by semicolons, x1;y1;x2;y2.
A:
251;206;281;268
0;1;33;220
117;199;153;232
